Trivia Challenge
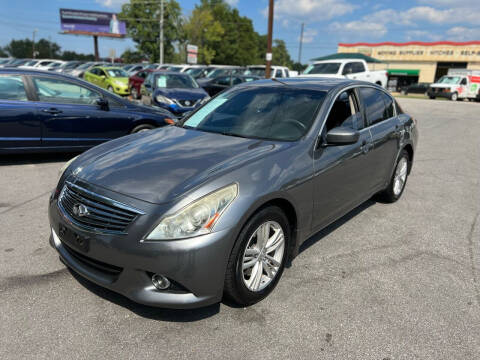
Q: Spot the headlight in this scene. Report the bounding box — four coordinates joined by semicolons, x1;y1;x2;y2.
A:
146;183;238;240
199;95;211;105
156;95;174;104
58;156;78;180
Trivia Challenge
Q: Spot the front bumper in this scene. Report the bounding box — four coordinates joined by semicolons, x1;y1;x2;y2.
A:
112;86;130;96
427;88;452;99
48;181;235;309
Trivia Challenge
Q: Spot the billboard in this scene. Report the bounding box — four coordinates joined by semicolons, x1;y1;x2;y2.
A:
60;9;126;37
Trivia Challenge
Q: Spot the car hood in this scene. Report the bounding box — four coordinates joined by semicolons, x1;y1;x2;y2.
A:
154;87;207;100
430;84;456;89
74;126;285;204
110;77;129;86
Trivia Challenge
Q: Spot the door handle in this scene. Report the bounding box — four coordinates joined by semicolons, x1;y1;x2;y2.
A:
42;108;63;115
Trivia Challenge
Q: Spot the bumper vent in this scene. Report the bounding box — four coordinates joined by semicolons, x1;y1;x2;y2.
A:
58;181;144;234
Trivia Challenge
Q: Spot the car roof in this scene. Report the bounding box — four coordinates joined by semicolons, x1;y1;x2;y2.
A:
150;71;192;76
238;77;363;91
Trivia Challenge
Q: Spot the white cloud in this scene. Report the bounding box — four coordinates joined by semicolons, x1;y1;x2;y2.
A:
405;30;442;41
269;0;355;22
446;26;480;41
301;29;318;44
225;0;239;6
330;21;387;40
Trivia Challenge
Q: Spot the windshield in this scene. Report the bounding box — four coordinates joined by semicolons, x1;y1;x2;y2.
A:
155;74;198;88
437;76;461;84
185;68;205;77
183;87;326;141
244;68;266;77
303;63;341;75
0;59;10;64
77;62;93;70
48;62;62;68
167;66;183;72
106;68;128;77
24;60;38;66
205;68;232;78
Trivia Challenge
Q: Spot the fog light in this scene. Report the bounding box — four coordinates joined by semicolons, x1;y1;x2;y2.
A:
151;274;170;290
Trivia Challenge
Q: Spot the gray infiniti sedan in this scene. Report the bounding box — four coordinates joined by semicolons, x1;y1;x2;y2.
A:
49;78;418;309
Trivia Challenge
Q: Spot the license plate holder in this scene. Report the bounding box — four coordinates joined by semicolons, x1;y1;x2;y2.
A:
58;224;90;253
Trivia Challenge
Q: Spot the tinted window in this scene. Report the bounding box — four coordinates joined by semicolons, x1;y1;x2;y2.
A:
359;87;387;126
275;69;282;77
324;90;361;131
0;75;28;101
304;63;340;75
342;63;354;75
232;77;242;85
285;70;290;78
214;76;231;86
352;62;365;73
183;87;326;141
32;77;99;105
381;92;394;119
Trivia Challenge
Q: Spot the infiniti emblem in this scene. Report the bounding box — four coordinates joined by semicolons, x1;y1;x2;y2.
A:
185;100;191;106
72;203;89;217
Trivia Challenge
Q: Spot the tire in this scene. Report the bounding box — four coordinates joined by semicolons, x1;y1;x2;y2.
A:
224;206;290;306
130;124;155;134
108;86;114;93
429;95;435;99
450;92;458;101
379;150;410;203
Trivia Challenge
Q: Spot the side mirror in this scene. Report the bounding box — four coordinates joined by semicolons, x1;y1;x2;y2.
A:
96;98;109;110
325;127;359;145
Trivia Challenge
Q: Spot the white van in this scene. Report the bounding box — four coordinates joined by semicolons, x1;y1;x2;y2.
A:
427;69;480;101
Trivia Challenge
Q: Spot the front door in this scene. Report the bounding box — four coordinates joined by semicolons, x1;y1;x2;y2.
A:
312;89;376;230
30;76;125;149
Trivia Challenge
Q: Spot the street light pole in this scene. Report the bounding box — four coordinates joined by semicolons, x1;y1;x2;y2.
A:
265;0;274;78
159;0;164;64
298;23;304;64
32;29;37;59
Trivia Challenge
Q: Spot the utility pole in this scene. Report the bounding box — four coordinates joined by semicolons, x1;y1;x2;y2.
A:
32;29;37;59
298;23;304;64
265;0;274;78
159;0;164;64
48;35;52;58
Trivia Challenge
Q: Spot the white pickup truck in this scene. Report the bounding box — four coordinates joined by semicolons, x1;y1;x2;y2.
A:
301;59;388;88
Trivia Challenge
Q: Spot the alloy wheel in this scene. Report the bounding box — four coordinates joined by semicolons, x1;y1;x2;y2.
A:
241;221;285;292
393;157;408;196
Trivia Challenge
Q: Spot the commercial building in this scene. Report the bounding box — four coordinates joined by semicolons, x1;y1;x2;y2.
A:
337;41;480;89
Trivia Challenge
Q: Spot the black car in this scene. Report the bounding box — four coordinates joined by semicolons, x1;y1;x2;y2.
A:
200;75;261;96
49;78;418;309
0;69;175;154
400;82;430;95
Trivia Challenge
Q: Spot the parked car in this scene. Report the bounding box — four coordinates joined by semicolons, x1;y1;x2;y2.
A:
124;64;146;76
302;59;388;88
5;58;31;68
84;66;130;96
129;68;153;99
195;66;245;83
54;60;84;73
0;58;14;68
0;69;175;154
20;59;66;71
70;62;107;78
49;78;417;309
201;75;260;96
400;82;430;95
245;65;291;78
141;71;209;117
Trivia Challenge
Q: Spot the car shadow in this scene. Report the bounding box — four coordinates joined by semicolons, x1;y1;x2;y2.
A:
297;198;377;257
0;152;81;166
68;268;220;322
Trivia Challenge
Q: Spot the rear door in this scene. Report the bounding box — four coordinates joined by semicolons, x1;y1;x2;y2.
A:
357;87;400;190
30;75;127;149
0;74;41;150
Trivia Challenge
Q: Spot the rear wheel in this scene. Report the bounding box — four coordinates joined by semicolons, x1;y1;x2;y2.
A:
130;124;155;134
379;150;409;203
224;206;290;306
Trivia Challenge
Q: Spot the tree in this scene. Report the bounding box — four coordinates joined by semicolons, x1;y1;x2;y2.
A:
119;0;182;63
4;38;61;58
255;36;294;67
183;7;224;64
61;51;95;61
0;47;7;57
121;48;145;63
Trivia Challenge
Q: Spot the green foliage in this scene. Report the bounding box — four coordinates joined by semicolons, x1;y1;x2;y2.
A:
121;48;145;63
0;47;8;57
119;0;182;63
61;51;95;61
291;62;307;73
183;7;224;64
4;38;61;59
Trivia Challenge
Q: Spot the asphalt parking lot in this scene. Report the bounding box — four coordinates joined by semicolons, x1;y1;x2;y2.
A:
1;98;479;359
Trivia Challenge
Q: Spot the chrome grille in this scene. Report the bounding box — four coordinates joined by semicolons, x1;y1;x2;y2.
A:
58;182;144;234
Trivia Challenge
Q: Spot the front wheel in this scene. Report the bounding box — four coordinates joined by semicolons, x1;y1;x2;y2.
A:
107;86;114;93
224;206;290;306
450;92;458;101
379;150;410;203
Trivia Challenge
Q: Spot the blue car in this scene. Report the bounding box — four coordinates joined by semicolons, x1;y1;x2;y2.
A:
141;71;209;117
0;69;175;154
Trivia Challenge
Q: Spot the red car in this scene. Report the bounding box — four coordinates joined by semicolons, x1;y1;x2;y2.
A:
129;69;154;99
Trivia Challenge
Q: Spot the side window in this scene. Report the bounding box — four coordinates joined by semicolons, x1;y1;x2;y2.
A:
324;90;360;132
98;69;106;77
342;63;354;75
32;77;100;105
144;74;153;87
461;78;467;85
381;92;394;119
232;77;242;85
139;71;146;79
352;62;366;73
285;70;290;78
215;76;231;86
275;69;282;78
359;87;385;126
89;68;98;75
0;75;28;101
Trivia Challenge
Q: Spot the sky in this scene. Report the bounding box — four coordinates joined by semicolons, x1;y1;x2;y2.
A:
1;0;479;63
